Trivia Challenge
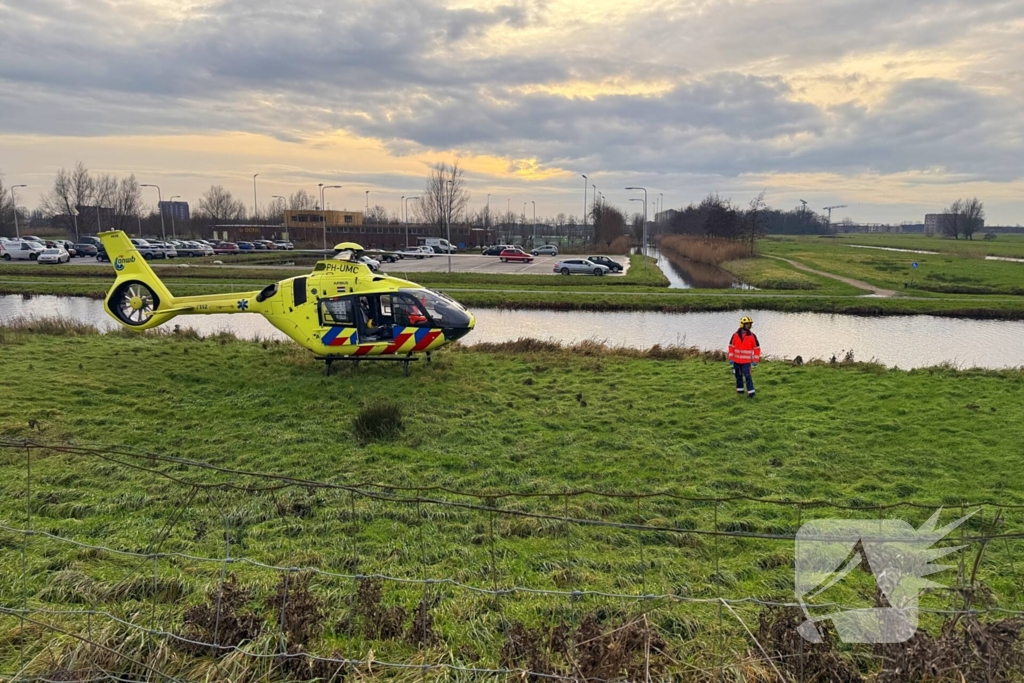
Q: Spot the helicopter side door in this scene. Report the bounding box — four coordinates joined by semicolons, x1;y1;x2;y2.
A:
318;296;360;349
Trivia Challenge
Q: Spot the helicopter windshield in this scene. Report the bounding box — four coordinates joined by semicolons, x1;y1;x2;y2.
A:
400;289;471;328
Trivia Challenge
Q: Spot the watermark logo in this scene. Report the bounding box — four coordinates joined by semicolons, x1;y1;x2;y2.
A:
113;254;135;272
795;509;973;644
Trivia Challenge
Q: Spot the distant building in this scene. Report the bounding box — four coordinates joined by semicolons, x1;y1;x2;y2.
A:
284;209;362;229
159;201;190;224
925;213;955;235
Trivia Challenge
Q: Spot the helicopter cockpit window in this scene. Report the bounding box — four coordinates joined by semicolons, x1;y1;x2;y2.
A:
400;289;471;328
393;294;431;327
321;298;354;325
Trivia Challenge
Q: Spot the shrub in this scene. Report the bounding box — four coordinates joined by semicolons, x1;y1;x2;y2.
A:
352;400;404;444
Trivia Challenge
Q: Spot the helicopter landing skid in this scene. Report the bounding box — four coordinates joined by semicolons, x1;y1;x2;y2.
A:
319;355;419;378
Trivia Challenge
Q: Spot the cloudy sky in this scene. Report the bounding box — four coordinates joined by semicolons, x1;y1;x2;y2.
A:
2;0;1023;224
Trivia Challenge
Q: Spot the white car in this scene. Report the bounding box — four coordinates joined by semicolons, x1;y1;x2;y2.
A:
554;258;610;276
1;239;45;261
37;247;71;264
357;255;381;271
400;246;434;259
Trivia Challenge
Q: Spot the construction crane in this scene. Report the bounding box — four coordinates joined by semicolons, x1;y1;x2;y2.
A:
823;205;848;224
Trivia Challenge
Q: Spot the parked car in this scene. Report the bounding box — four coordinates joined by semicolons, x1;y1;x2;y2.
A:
0;239;45;261
586;256;624;273
378;252;401;263
254;240;277;250
531;244;559;256
58;240;78;257
73;243;99;258
554;258;609;276
214;242;240;255
130;238;166;259
357;255;381;271
237;242;255;251
400;246;434;259
499;248;534;263
482;244;512;256
273;240;294;250
21;235;47;245
78;236;103;249
37;247;71;264
149;241;178;258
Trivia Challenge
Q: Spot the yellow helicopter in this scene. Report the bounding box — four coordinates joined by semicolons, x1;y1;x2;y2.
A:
98;231;475;375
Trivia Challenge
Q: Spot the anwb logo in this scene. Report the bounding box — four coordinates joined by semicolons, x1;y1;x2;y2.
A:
114;255;136;271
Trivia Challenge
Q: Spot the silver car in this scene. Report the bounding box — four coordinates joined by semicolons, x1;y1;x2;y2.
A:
554;258;610;276
531;244;559;256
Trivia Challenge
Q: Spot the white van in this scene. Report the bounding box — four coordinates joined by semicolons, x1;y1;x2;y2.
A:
418;237;457;254
0;239;45;261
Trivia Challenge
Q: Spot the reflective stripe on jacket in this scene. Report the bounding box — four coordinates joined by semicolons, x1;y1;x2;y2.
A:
728;329;761;364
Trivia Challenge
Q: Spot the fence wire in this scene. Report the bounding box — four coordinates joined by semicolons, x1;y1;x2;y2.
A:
2;438;1023;683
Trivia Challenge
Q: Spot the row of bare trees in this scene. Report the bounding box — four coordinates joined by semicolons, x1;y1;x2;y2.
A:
941;198;985;240
37;162;144;238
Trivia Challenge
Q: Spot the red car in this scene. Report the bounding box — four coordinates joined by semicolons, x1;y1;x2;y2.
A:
499;248;533;263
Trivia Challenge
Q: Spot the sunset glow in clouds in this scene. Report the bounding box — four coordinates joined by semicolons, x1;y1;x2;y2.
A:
1;0;1023;222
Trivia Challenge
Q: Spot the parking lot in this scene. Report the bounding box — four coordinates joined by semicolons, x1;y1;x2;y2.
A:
381;253;631;276
0;252;632;276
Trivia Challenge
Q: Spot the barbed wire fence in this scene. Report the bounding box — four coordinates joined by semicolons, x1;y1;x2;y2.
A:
2;438;1023;682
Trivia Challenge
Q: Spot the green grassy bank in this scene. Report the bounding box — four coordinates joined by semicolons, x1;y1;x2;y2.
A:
1;326;1023;680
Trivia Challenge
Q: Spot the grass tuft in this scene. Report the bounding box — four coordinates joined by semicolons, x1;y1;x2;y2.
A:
352;399;405;444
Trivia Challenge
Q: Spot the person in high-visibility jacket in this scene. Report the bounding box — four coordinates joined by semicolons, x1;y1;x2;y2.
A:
728;316;761;397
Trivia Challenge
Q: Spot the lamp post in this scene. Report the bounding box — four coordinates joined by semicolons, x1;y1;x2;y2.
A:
446;180;454;273
532;201;536;243
169;195;181;238
403;195;420;248
10;185;26;238
320;184;341;250
252;174;259;221
625;186;648;262
486;193;490;229
581;175;588;247
365;190;369;211
140;184;166;241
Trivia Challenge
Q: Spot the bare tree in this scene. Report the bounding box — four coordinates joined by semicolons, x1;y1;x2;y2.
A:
960;198;984;240
942;199;964;239
743;189;768;255
364;204;390;225
41;161;94;239
0;171;15;237
111;174;142;233
417;161;470;236
289;189;317;211
197;185;247;222
268;196;287;223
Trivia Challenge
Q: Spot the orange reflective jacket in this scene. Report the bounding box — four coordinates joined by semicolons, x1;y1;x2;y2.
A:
728;329;761;364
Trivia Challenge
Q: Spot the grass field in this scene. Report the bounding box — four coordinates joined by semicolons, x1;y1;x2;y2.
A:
830;232;1024;259
1;325;1023;680
759;237;1024;296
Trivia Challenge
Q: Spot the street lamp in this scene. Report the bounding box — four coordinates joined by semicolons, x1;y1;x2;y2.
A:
625;186;648;262
581;175;588;246
532;201;536;243
320;185;342;250
403;195;420;248
365;190;370;211
252;174;259;221
486;193;490;228
447;180;454;273
140;184;166;241
10;185;26;238
169;195;181;238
